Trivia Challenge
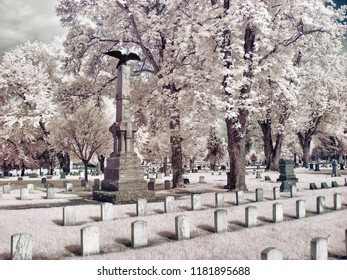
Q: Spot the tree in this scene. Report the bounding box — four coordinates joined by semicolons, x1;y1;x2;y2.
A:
205;126;226;171
48;100;113;181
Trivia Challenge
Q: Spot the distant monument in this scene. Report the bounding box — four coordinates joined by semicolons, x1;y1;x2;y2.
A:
277;159;299;192
93;51;154;204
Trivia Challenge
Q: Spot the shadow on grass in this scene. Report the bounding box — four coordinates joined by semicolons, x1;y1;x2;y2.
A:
202;203;215;209
125;212;137;217
65;244;81;256
197;224;215;233
258;216;272;223
115;238;132;248
53;219;87;226
0;253;11;260
284;213;296;220
178;206;191;212
158;231;176;241
328;252;346;260
153;209;164;214
90;216;101;222
53;219;64;226
228;220;246;231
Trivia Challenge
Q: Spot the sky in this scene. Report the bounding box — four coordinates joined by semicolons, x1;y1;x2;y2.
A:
0;0;67;58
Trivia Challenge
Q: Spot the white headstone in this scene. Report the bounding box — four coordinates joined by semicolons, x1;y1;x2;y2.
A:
191;194;201;211
245;206;257;227
236;191;244;205
0;191;2;199
11;233;33;260
20;188;29;200
255;188;263;202
261;247;283;260
310;237;328;260
85;182;92;191
101;202;113;221
3;185;11;194
316;196;325;214
136;198;147;216
175;215;190;240
199;176;205;183
46;187;55;199
273;187;280;200
27;184;34;193
63;206;76;226
131;220;148;248
273;203;283;223
81;226;99;255
333;193;341;210
164;196;175;213
215;193;224;208
65;182;73;192
296;199;306;219
214;209;228;233
290;185;297;198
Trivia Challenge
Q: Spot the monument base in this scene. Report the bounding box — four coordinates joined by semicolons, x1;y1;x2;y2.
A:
280;181;297;192
93;190;155;204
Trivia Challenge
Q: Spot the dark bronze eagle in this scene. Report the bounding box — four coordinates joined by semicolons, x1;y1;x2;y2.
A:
104;50;141;68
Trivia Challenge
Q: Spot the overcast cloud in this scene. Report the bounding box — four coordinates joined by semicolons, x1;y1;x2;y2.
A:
0;0;67;58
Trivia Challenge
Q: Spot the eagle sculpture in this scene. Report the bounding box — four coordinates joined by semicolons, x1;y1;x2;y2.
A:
104;50;141;68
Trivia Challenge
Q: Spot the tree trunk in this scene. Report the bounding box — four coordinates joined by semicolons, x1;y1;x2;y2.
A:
226;111;248;191
163;156;168;176
259;119;273;170
298;132;311;168
83;161;89;182
98;155;105;173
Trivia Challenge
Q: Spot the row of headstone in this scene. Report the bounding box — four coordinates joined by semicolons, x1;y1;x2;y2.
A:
261;233;346;260
310;180;344;190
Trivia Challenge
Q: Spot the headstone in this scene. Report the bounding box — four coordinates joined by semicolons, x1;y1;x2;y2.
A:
136;198;147;216
3;185;11;194
164;180;171;190
81;179;86;187
309;163;314;170
316;196;325;214
331;181;339;188
256;188;263;202
175;215;190;240
183;178;190;184
315;163;320;171
290;185;297;198
214;209;228;233
101;202;113;221
20;188;29;200
131;220;148;248
273;187;280;200
27;184;34;193
321;182;329;189
41;177;47;184
296;199;306;219
156;173;163;179
256;170;262;179
215;193;224;208
277;160;298;192
11;233;32;260
164;196;175;213
261;247;283;260
309;183;318;190
94;179;101;190
60;172;66;179
0;192;2;199
81;226;99;255
199;176;205;183
345;178;347;186
191;194;201;211
65;182;73;192
345;229;347;257
149;178;155;183
333;193;342;210
46;187;55;199
85;182;93;191
273;203;283;223
147;181;155;191
310;237;328;260
236;191;244;205
264;176;271;181
18;177;23;181
63;206;76;226
245;206;257;227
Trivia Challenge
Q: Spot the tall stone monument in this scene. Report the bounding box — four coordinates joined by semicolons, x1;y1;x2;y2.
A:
93;51;154;204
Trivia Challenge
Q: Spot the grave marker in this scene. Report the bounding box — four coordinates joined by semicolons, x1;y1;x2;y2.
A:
261;247;283;260
255;188;263;202
309;183;318;190
333;193;341;210
63;206;76;226
264;176;271;181
11;233;32;260
199;176;205;183
273;187;280;200
245;206;257;227
215;193;224;208
236;191;244;205
164;180;171;190
256;171;262;179
46;187;55;199
3;185;11;194
273;203;283;223
321;182;329;189
290;185;297;198
175;215;190;240
20;188;29;200
131;220;148;248
310;237;328;260
81;226;99;255
214;209;228;233
331;181;339;188
94;179;101;190
101;202;113;221
65;182;73;192
136;198;147;216
27;184;34;193
296;200;306;219
191;194;201;211
164;196;175;213
316;196;325;214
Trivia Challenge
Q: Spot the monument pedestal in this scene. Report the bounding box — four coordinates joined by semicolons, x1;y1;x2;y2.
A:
277;159;298;192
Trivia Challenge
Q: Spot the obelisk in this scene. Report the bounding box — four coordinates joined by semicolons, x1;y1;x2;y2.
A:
93;52;154;203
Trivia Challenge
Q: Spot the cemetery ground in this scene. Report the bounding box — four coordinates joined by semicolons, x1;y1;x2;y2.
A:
0;168;346;260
